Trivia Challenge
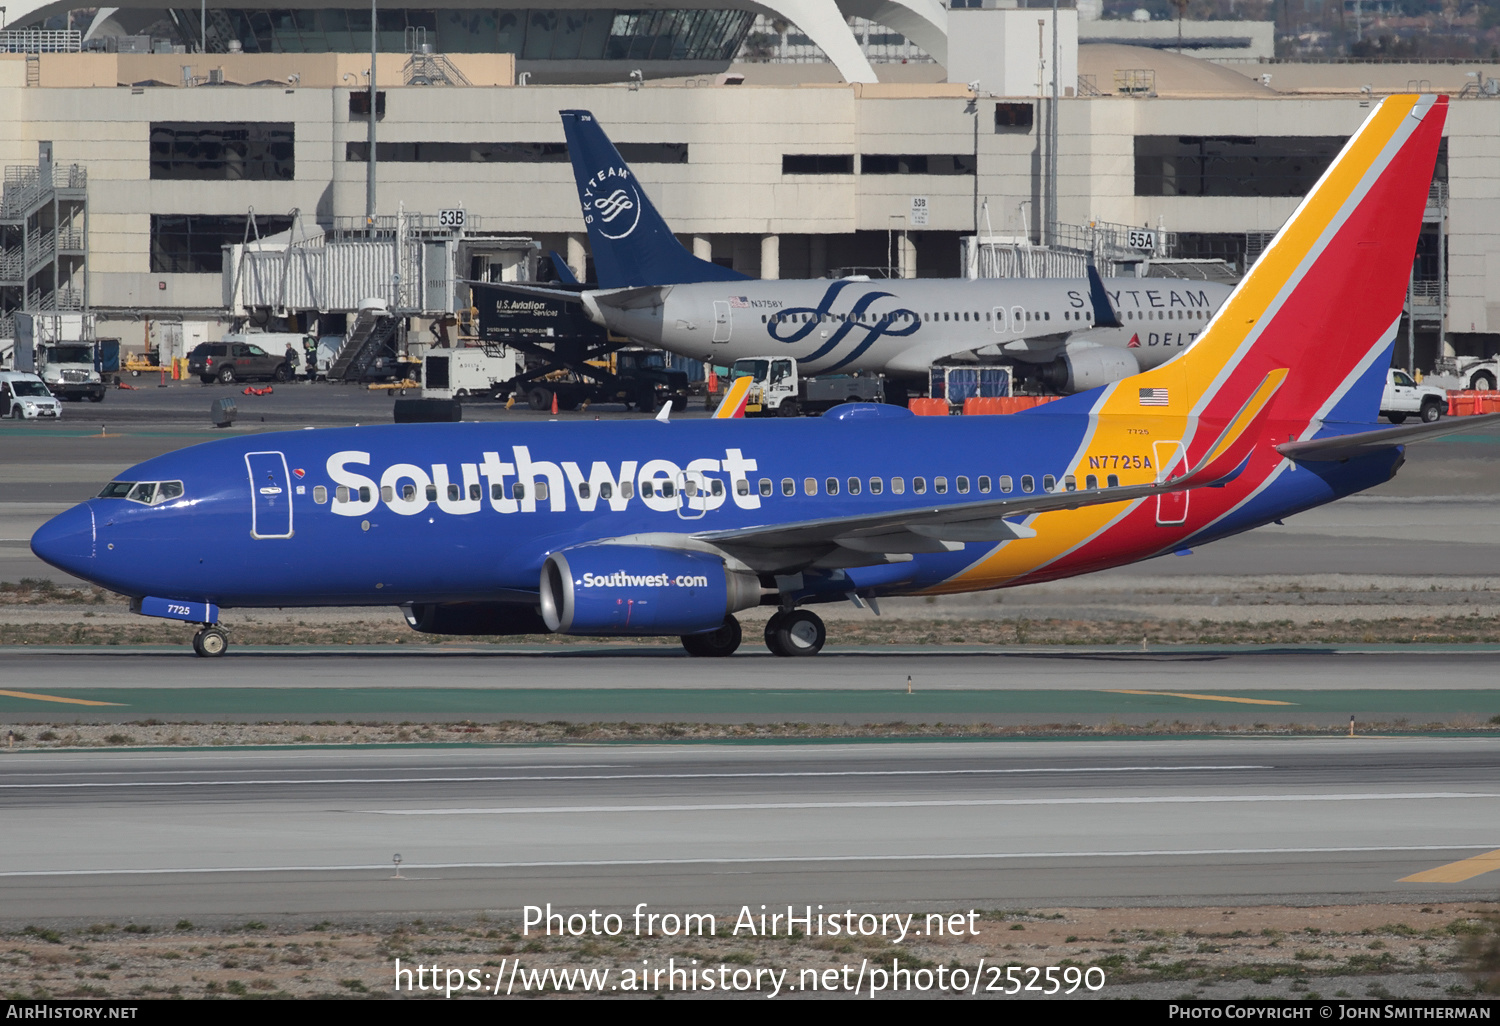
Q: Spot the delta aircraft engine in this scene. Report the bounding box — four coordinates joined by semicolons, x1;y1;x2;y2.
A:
540;545;762;635
1040;346;1143;394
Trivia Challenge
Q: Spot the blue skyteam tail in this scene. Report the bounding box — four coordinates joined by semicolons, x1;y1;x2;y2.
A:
560;109;749;289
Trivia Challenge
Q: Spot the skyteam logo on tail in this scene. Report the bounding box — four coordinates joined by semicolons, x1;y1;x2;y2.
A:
581;166;642;240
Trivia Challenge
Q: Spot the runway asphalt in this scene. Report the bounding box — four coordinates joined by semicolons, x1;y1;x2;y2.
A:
2;738;1497;922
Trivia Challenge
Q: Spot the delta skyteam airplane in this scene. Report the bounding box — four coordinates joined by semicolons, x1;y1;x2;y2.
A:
516;111;1235;394
30;95;1490;658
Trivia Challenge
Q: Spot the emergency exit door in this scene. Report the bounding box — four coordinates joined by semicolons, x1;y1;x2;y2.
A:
246;451;294;539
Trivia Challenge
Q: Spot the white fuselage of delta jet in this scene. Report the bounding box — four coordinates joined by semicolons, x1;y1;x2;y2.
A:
583;277;1232;378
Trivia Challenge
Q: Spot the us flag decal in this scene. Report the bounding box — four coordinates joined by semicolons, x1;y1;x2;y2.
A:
1139;387;1170;406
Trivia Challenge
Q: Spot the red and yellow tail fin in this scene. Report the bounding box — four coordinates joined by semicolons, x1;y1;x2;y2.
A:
713;375;755;419
1081;94;1447;445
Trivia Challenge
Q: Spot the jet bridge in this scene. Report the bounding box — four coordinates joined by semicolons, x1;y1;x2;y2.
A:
222;211;541;381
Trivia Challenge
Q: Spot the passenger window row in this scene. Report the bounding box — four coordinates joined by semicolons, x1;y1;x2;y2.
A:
317;470;1131;509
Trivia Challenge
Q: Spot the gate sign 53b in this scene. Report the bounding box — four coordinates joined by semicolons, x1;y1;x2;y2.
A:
439;209;466;229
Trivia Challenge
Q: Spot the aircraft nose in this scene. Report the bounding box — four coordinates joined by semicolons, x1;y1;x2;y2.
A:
31;502;96;578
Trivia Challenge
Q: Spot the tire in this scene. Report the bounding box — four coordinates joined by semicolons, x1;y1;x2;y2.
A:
10;407;21;419
764;609;826;657
130;369;140;378
1473;372;1496;392
681;615;742;657
635;390;658;414
1386;413;1407;424
217;365;237;384
87;391;104;403
1421;401;1443;423
527;387;552;411
273;364;291;383
193;626;229;658
778;399;800;418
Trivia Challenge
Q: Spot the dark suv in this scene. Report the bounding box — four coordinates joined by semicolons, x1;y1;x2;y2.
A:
188;341;293;384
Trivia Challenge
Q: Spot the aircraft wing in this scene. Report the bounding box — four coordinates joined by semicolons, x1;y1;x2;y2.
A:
695;369;1283;571
1276;411;1500;461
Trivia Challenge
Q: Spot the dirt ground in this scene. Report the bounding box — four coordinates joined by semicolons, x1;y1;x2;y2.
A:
3;904;1496;1000
4;718;1500;751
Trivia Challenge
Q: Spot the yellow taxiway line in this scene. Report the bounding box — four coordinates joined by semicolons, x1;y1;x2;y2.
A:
0;690;125;707
1102;690;1297;707
1400;849;1500;884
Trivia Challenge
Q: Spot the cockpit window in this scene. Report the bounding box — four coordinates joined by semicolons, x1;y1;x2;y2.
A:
98;480;184;504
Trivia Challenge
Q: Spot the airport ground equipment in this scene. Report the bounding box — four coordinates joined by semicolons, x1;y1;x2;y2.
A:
33;96;1493;661
929;366;1011;408
36;338;106;401
1432;354;1500;392
472;281;689;410
728;356;885;417
1380;369;1447;424
422;346;518;400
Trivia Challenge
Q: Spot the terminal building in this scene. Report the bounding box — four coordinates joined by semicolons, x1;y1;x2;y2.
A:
0;0;1497;371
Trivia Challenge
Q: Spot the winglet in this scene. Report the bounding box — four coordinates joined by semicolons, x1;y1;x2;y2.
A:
655;399;673;424
1087;263;1122;328
713;375;754;419
546;250;579;284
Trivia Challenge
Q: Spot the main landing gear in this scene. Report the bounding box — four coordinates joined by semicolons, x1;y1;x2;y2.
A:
764;609;826;657
192;625;230;658
681;615;742;657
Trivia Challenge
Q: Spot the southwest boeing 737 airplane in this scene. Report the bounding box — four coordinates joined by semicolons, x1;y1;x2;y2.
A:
507;111;1234;394
31;95;1490;659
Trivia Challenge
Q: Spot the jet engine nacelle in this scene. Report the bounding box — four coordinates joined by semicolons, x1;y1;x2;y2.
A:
540;545;761;635
403;602;549;636
1042;346;1142;394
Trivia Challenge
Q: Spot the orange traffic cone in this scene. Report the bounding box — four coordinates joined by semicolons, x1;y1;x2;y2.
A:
551;391;559;415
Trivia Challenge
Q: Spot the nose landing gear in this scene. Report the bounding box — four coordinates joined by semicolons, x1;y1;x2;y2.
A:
192;625;230;658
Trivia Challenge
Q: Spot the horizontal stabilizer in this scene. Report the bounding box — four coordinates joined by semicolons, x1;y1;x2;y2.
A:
1277;411;1500;462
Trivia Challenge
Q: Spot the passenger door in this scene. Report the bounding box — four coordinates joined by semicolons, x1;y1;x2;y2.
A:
712;301;732;343
245;451;294;539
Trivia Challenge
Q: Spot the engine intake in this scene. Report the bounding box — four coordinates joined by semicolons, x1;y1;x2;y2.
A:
540;545;760;635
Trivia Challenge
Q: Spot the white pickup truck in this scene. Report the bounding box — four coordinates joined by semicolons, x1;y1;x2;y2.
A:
1381;368;1446;423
